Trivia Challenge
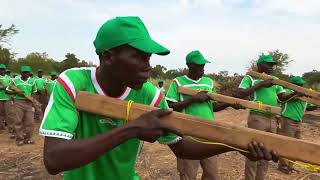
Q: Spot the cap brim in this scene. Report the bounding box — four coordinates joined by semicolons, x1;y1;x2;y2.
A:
128;38;170;56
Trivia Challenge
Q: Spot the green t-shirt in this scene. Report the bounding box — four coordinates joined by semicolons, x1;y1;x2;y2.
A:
239;75;285;115
34;77;47;92
158;86;165;94
39;67;181;180
46;79;57;94
281;89;307;122
0;75;11;100
166;75;215;120
9;77;37;100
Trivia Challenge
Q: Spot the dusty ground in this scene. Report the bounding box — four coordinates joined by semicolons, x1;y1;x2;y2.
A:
0;109;319;180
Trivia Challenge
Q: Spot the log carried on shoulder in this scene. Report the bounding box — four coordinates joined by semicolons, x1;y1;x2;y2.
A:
75;91;320;166
248;71;320;102
177;86;281;114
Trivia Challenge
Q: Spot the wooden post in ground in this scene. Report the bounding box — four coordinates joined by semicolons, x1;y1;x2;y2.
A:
74;91;320;166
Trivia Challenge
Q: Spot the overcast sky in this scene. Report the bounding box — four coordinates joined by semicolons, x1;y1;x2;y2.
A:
1;0;319;75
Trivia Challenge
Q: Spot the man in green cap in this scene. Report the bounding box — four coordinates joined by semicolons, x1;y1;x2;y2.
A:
277;76;317;174
166;50;245;180
7;66;37;146
6;69;11;77
0;64;12;133
40;16;278;180
45;71;58;95
157;79;165;94
235;54;298;180
34;68;47;122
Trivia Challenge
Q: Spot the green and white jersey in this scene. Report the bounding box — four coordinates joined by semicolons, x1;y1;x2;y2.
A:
0;75;11;100
34;77;47;92
39;67;181;180
239;75;285;115
166;75;215;120
281;89;307;122
158;86;165;94
8;77;37;100
46;79;57;94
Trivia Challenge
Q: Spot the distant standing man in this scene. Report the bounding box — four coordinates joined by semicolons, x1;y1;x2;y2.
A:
34;69;47;121
277;76;317;174
158;80;165;94
235;54;297;180
46;71;58;95
0;64;12;133
166;50;241;180
7;66;37;146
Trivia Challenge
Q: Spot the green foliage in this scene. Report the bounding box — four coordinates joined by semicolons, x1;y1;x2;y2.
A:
0;24;19;46
302;70;320;91
0;47;14;66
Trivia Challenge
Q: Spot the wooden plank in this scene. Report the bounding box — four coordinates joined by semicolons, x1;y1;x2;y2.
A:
75;91;320;165
248;71;320;100
178;86;281;114
298;96;320;106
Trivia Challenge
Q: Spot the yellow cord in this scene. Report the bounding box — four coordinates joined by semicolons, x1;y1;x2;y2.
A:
125;100;134;122
257;101;263;110
187;136;320;172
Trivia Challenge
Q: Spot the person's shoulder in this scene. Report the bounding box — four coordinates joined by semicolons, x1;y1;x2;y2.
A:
202;76;214;82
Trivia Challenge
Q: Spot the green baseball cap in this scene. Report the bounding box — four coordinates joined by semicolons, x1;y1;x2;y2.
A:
291;76;305;85
6;69;11;72
94;16;170;55
20;66;32;72
158;79;164;83
50;71;58;76
12;72;19;77
257;54;276;64
186;50;211;65
37;69;43;72
0;64;6;69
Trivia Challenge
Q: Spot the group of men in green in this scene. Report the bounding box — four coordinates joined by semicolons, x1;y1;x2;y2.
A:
37;16;318;180
0;64;58;146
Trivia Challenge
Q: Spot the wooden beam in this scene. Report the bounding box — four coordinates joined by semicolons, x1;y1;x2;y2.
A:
298;97;320;106
75;91;320;165
248;71;320;100
178;86;281;114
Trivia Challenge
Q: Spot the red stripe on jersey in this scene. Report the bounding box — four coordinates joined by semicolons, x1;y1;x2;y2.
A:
57;77;75;101
153;92;163;107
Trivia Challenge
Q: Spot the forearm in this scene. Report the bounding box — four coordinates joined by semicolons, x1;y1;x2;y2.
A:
278;92;296;102
169;137;231;160
168;99;194;112
213;102;230;112
235;84;264;98
44;124;139;174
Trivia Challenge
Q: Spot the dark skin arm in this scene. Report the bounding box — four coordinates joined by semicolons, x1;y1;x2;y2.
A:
170;137;278;162
44;109;182;175
168;91;243;112
44;109;278;175
235;79;274;98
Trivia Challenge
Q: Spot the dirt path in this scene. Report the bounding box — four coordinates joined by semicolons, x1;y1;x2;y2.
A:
0;109;319;180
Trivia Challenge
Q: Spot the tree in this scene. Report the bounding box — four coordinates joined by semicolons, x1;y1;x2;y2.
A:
150;65;167;79
302;70;320;91
59;53;80;72
0;47;14;66
0;24;19;46
247;50;292;81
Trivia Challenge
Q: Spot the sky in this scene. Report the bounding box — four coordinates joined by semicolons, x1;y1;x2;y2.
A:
1;0;319;76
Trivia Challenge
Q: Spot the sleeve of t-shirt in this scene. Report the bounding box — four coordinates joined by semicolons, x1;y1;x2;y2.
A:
238;76;252;89
165;80;180;102
39;82;78;140
276;85;286;94
157;96;182;145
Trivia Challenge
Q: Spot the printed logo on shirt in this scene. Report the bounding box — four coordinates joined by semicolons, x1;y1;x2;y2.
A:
99;118;117;126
